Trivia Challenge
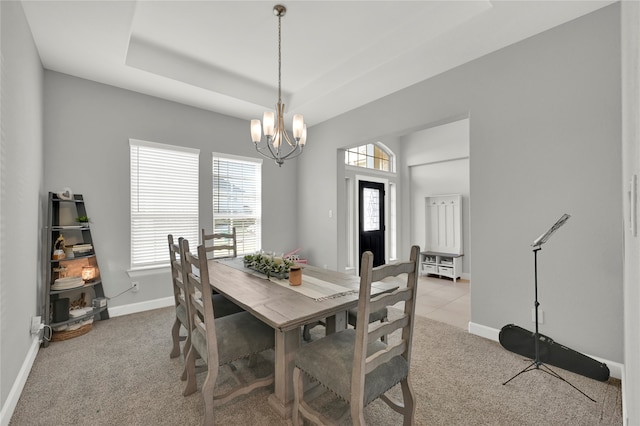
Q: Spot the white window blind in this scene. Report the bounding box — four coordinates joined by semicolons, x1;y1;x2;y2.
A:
212;153;262;255
130;139;199;269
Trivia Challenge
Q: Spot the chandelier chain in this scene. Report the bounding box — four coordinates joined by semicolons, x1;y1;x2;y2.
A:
278;13;282;104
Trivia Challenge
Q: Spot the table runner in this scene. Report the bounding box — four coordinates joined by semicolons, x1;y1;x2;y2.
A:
268;274;358;301
217;258;357;301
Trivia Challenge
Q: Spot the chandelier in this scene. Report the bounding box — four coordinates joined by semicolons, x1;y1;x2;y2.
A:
250;4;307;167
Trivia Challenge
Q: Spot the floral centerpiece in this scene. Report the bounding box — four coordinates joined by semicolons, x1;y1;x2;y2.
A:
243;253;294;279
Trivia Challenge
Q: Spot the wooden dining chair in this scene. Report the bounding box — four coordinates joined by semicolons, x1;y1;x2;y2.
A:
169;232;243;365
201;228;244;318
180;238;275;425
201;227;237;259
168;234;190;360
292;246;420;426
305;295;389;344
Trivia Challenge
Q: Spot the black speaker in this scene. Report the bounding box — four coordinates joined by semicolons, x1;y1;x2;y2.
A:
52;298;69;323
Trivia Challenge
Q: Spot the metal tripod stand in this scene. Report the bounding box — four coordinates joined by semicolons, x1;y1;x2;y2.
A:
502;245;595;402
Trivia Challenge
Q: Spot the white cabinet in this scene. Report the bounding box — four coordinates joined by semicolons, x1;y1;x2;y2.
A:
420;251;463;282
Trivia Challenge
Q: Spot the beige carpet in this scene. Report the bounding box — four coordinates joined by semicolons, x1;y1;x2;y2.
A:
10;307;622;425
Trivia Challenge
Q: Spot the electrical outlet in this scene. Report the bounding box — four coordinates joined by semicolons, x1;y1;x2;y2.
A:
30;316;42;335
531;308;544;324
132;281;139;293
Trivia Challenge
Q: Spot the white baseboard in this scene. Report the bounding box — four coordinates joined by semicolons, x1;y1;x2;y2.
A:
107;296;174;318
467;321;623;380
468;321;498;341
587;354;624;381
1;336;41;426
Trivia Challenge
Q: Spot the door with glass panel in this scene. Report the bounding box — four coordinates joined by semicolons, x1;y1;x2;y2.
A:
359;180;385;270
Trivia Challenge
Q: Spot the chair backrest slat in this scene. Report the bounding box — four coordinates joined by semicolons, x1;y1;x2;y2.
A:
370;262;415;282
365;340;408;374
369;287;412;313
202;228;237;259
368;314;409;343
193;298;205;319
351;245;420;405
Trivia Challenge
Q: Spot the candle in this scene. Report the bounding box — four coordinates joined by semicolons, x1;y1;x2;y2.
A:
289;266;302;286
82;266;96;282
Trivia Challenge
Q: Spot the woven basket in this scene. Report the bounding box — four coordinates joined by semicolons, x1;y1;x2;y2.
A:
51;323;93;342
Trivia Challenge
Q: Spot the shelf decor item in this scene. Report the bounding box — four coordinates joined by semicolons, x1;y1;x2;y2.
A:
50;321;93;342
75;215;90;226
57;187;73;200
52;235;66;260
243;252;294;279
81;266;97;282
52;298;70;323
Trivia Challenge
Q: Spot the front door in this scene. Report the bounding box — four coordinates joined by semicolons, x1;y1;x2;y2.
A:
359;180;385;270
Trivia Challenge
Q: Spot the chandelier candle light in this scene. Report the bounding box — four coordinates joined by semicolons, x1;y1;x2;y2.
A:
250;4;307;167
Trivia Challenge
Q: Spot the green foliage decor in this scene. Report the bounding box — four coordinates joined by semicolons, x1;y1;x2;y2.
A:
243;253;294;279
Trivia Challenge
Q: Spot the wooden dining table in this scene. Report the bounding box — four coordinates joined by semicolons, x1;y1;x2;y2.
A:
206;259;398;419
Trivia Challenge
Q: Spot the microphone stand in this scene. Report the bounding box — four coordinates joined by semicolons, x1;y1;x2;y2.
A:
502;215;595;402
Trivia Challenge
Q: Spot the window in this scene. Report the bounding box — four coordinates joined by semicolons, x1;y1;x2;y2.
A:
362;187;381;231
212;153;262;255
345;143;393;172
130;139;199;269
389;183;397;261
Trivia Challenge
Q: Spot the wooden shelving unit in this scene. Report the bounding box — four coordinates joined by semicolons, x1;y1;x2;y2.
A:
43;192;108;346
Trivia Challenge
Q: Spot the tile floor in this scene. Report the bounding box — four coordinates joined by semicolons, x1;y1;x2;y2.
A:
413;275;470;330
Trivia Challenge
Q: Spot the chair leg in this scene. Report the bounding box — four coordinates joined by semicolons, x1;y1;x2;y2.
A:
350;400;366;426
201;366;217;426
378;377;413;426
181;333;192;381
400;377;416;425
292;367;303;426
380;376;416;422
170;318;181;358
183;346;198;396
302;325;311;342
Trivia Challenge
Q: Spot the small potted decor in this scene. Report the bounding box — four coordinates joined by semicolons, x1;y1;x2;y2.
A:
75;215;90;227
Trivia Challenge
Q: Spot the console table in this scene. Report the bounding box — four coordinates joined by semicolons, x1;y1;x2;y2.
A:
420;251;463;282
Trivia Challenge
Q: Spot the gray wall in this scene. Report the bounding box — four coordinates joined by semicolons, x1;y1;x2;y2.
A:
298;5;623;362
0;0;44;410
621;1;640;422
43;71;299;309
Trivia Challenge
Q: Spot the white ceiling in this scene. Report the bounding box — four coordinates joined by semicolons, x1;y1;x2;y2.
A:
21;1;614;126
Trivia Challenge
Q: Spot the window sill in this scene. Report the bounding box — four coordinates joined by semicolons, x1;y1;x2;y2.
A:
127;265;170;278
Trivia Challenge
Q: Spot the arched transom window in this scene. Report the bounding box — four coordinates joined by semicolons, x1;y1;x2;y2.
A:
345;143;393;172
